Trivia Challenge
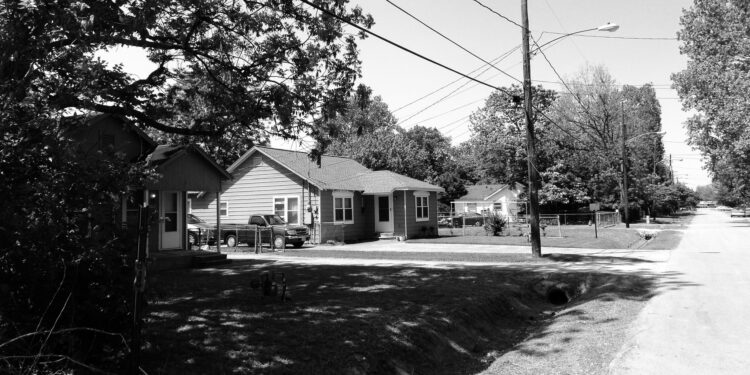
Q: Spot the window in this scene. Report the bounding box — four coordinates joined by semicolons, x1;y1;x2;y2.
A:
415;192;429;222
493;202;502;211
250;216;266;226
273;196;300;224
467;203;477;213
123;192;144;229
333;192;354;224
164;192;178;232
219;201;229;217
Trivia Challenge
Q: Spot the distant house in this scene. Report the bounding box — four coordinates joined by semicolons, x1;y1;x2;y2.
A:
451;183;525;222
190;146;445;243
66;114;230;252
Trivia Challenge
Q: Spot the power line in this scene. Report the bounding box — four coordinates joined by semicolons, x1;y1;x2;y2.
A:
299;0;579;148
542;0;587;61
386;0;520;84
392;46;520;114
471;0;525;30
413;98;485;124
298;0;504;92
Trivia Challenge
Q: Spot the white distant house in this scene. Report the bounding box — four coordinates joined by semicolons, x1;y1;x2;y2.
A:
451;183;525;222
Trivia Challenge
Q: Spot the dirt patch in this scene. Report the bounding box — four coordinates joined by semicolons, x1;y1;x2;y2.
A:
141;260;663;374
480;275;660;375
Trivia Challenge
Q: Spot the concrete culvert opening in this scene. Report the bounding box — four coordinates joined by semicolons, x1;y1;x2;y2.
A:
547;287;569;305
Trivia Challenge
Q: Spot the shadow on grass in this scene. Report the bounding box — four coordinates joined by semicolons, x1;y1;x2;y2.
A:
142;260;698;375
544;253;654;264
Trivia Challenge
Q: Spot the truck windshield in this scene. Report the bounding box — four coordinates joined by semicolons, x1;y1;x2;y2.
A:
264;215;286;225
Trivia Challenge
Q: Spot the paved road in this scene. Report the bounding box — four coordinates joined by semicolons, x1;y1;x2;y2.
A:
609;209;750;374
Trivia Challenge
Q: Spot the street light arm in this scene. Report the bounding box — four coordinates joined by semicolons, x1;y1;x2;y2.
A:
625;131;666;144
532;28;596;53
532;23;619;54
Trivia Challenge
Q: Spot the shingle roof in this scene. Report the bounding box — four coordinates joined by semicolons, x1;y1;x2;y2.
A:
147;144;230;179
335;170;445;194
229;146;443;193
456;184;510;201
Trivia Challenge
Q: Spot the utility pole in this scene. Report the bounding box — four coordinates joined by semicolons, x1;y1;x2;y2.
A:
521;0;542;257
621;102;630;228
669;154;673;184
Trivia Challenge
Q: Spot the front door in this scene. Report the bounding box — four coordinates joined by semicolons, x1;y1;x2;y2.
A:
374;194;394;233
160;191;183;250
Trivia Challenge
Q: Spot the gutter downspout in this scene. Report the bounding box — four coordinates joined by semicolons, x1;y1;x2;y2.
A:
402;189;408;240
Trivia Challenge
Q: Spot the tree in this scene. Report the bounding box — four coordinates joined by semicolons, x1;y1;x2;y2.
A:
326;88;466;208
673;0;750;203
695;184;717;201
1;1;372;371
2;0;373;165
549;65;666;209
464;84;557;185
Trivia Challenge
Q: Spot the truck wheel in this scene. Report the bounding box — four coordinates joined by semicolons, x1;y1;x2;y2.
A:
273;235;286;249
225;234;237;247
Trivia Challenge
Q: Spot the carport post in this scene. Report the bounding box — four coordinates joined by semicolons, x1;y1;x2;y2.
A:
215;190;221;254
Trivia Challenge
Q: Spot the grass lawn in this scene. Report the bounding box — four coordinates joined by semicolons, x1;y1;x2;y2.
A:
429;225;644;249
427;212;694;250
141;259;666;374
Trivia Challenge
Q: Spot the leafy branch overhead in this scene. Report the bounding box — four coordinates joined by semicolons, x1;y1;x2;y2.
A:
1;0;373;148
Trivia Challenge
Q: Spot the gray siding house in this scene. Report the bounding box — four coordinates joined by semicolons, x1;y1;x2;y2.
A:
190;146;444;243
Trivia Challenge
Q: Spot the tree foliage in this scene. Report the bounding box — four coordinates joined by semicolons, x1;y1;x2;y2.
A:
2;0;373;165
464;84;557;185
673;0;750;203
548;65;666;209
1;0;371;371
327;87;468;207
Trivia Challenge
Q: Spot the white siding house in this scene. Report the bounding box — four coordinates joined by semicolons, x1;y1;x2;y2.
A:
452;184;525;222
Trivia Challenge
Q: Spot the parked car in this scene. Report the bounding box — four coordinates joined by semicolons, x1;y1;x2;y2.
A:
730;207;749;218
187;214;216;246
219;214;310;249
451;213;485;227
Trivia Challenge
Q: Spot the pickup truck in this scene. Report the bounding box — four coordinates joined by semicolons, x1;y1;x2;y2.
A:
219;213;310;249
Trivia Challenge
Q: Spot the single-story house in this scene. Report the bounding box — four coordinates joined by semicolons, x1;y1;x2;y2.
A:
190;146;445;243
67;113;230;252
452;183;525;222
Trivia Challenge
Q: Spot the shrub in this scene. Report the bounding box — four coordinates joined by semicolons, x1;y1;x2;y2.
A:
483;213;507;236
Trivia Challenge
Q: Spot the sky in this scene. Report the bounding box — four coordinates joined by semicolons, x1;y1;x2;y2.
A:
104;0;710;188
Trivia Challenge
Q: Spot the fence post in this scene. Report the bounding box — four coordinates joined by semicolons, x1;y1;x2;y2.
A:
593;211;598;238
557;215;562;237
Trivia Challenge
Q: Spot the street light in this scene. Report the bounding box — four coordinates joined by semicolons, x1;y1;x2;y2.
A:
521;0;618;256
532;22;620;54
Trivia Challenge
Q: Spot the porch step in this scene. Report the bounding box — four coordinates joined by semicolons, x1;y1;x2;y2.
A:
378;232;397;239
191;252;232;268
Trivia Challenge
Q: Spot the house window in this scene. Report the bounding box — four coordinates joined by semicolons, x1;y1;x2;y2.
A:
333;192;354;224
273;196;300;224
467;203;477;213
123;192;144;229
493;202;502;211
415;192;429;222
219;201;229;217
